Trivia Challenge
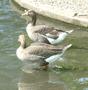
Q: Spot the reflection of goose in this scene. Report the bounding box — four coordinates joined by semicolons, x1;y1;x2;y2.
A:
16;34;72;70
22;10;74;44
18;70;67;90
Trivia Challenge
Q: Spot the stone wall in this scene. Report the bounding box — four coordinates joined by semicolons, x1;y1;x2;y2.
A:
14;0;88;27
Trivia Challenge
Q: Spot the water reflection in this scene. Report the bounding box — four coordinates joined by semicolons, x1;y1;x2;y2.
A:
18;69;88;90
18;70;67;90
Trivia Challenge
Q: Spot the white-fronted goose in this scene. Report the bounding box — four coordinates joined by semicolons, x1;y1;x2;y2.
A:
22;10;74;44
16;34;72;70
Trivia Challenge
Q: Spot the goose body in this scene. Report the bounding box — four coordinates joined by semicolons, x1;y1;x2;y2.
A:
16;34;72;69
22;10;74;44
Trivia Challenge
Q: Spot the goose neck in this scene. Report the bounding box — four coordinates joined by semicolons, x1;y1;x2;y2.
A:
20;40;26;49
31;14;36;26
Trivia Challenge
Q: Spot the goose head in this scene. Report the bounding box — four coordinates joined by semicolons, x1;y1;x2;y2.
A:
22;10;37;26
18;34;26;48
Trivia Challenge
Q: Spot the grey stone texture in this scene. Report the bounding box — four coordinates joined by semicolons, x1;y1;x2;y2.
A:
14;0;88;27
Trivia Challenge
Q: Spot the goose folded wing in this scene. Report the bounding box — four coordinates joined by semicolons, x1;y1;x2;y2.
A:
45;30;59;39
34;26;54;35
34;27;66;39
26;45;62;57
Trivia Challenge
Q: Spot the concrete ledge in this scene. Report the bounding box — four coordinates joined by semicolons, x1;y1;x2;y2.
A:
14;0;88;27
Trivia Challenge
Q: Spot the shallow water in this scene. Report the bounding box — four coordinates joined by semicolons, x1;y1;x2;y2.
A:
0;0;88;90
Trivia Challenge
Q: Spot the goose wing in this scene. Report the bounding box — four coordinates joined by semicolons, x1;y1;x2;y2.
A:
34;25;54;34
34;25;66;39
25;43;63;58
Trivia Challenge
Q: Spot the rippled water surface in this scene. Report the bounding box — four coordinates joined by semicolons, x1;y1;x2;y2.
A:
0;0;88;90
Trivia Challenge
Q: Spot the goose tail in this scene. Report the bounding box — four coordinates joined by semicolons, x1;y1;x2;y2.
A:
62;44;72;54
45;54;63;63
45;44;72;63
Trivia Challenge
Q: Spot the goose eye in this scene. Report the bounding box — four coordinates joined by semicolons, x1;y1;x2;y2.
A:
24;10;27;12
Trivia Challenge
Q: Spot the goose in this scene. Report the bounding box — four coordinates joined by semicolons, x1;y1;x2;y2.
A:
22;10;74;44
16;34;72;70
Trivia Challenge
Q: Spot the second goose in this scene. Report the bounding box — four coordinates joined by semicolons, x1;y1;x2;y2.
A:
16;34;72;70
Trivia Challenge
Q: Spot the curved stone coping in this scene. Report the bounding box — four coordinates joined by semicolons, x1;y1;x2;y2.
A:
14;0;88;27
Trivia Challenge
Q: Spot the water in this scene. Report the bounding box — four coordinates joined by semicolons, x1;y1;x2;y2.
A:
0;0;88;90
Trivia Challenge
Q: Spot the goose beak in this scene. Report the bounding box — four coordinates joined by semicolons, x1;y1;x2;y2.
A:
21;10;31;16
22;12;28;16
18;38;20;43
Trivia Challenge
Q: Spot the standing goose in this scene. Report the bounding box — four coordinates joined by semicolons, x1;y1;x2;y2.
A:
16;34;72;70
22;10;74;44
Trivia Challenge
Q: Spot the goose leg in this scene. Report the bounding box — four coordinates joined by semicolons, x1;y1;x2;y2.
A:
40;61;49;70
